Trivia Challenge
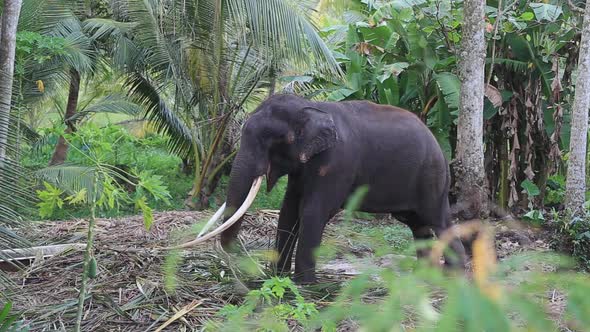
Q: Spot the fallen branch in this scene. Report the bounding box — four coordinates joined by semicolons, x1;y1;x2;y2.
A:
154;299;205;332
0;243;86;262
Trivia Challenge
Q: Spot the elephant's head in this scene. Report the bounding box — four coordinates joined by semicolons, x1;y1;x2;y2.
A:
170;94;338;250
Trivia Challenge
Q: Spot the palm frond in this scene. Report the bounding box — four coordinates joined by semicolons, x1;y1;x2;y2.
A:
71;94;143;121
83;18;143;72
19;0;76;34
227;0;341;76
0;158;36;224
83;18;138;41
0;139;35;289
126;0;194;101
35;164;97;196
51;18;97;75
125;73;194;159
11;113;41;144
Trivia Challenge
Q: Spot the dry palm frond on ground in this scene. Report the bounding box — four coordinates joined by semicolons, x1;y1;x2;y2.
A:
1;211;565;331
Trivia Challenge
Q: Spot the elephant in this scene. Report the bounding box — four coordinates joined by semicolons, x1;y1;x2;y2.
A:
175;93;467;284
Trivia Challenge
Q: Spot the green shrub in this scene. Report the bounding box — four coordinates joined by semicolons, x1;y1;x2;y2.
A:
23;123;192;217
550;211;590;270
202;187;590;331
206;277;318;331
545;174;565;206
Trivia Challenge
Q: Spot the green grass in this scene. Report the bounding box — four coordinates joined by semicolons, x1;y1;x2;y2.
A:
346;221;414;254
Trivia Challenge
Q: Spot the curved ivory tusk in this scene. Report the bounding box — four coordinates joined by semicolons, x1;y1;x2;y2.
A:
197;202;226;237
165;176;263;250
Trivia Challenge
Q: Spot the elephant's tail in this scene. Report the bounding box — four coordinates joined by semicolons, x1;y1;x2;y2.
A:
443;162;454;224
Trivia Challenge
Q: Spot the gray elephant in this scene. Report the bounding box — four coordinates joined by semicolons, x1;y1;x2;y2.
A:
176;94;466;284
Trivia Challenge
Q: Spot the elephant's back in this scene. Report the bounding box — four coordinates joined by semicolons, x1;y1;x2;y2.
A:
333;101;438;148
327;100;448;211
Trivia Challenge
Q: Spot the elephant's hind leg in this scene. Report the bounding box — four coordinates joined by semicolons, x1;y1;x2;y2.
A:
395;212;434;260
413;206;466;269
433;226;467;269
408;223;435;260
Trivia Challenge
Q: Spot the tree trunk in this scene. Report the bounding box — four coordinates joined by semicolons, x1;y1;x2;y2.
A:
268;65;276;97
0;0;23;162
452;0;488;219
49;69;81;166
565;0;590;215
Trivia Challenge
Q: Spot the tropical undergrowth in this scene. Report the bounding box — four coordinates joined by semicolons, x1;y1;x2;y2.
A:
22;122;187;219
193;188;590;331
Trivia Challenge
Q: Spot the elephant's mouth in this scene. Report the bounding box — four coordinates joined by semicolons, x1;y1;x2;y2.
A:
163;176;263;250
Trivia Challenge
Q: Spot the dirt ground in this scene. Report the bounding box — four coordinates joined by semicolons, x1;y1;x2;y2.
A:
1;210;564;331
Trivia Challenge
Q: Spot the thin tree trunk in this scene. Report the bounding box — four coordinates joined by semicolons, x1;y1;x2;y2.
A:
0;0;23;162
565;0;590;215
453;0;488;219
268;65;276;97
49;69;81;166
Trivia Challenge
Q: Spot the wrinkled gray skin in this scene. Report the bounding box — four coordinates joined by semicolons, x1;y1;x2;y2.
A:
220;94;466;284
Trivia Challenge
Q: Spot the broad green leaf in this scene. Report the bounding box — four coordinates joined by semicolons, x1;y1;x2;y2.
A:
36;182;65;218
378;62;409;82
519;12;535;21
137;171;171;204
434;56;457;71
432;128;453;161
529;3;563;22
390;0;427;10
327;88;357;101
358;25;393;50
521;179;540;197
65;188;88;205
484;99;499;120
424;46;438;69
523;210;544;222
135;196;154;231
507;16;528;30
0;302;12;324
434;72;461;110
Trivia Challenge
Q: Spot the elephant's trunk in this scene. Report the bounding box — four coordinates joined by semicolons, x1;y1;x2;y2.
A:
163;146;265;250
220;148;266;248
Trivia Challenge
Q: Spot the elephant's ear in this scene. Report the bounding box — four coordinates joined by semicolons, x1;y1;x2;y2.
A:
297;107;339;163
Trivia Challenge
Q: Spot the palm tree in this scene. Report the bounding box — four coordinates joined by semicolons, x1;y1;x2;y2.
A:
565;0;590;215
90;0;340;209
0;0;138;286
47;3;102;165
0;0;23;161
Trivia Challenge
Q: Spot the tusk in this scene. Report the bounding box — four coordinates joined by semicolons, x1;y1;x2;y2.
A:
164;176;263;250
197;202;226;237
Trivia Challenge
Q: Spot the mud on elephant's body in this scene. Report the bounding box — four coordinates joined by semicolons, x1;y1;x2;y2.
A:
196;94;466;283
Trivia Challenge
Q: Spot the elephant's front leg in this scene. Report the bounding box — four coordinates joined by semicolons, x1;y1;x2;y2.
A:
293;207;329;284
294;193;345;284
274;176;301;275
